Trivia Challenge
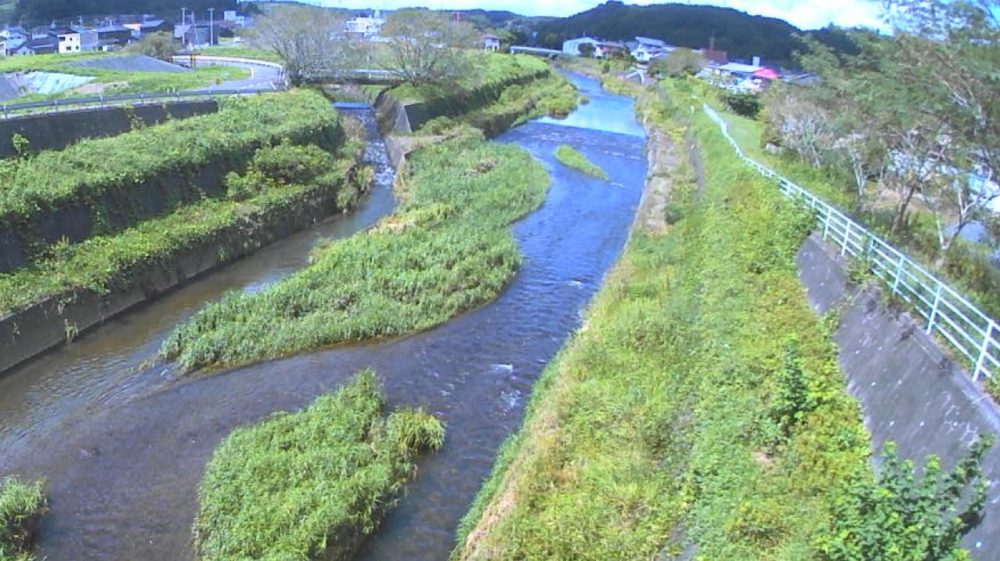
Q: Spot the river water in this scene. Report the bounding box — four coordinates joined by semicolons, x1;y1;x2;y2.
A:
0;74;647;560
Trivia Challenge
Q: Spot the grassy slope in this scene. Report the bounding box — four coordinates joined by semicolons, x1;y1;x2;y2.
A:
0;477;45;561
453;86;870;561
0;138;365;316
195;371;444;561
681;79;1000;323
161;133;550;372
0;53;247;103
554;145;608;180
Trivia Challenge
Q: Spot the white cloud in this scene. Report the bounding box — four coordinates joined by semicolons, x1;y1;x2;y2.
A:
315;0;887;30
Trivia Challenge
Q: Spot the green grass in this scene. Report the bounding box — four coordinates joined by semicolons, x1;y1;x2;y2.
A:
453;84;870;561
195;370;444;561
0;53;248;103
0;477;45;561
161;133;550;372
0;139;366;316
195;45;284;64
554;145;608;180
666;77;1000;323
0;89;340;266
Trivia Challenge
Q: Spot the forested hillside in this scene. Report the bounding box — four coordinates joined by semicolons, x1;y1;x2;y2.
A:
534;0;855;66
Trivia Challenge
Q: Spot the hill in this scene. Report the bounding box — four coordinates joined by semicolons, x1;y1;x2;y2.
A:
534;1;831;67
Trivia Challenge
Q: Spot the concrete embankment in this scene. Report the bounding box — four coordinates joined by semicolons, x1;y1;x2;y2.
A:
0;100;218;158
0;182;356;375
797;233;1000;558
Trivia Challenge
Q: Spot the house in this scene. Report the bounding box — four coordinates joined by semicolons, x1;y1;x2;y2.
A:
78;28;99;52
594;41;627;59
345;10;385;38
13;36;58;55
562;37;600;56
223;10;247;27
0;27;28;52
52;27;82;54
631;36;674;62
0;39;5;57
483;33;501;52
180;25;218;49
124;19;174;38
95;25;134;49
717;61;764;79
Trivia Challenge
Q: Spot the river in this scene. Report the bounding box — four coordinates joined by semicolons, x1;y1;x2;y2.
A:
0;73;648;561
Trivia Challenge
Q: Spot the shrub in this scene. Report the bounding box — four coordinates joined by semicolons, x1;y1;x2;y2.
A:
0;477;46;561
724;91;762;119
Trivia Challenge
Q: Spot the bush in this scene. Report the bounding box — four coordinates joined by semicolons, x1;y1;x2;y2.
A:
724;91;762;119
0;477;45;561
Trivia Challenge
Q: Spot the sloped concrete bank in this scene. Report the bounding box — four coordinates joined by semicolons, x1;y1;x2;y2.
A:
0;179;366;376
0;100;218;159
796;233;1000;558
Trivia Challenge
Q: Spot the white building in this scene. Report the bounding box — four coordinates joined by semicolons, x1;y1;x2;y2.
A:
562;37;600;56
483;34;501;52
631;36;674;62
346;10;385;37
54;28;82;54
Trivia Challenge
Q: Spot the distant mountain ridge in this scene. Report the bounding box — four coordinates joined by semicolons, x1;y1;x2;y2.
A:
11;0;242;25
533;1;847;67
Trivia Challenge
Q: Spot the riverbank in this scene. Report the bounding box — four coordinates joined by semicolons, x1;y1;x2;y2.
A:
0;477;45;561
0;91;369;375
453;82;872;560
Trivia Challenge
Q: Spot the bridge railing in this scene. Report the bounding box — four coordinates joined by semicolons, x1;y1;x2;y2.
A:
703;103;999;385
0;87;280;120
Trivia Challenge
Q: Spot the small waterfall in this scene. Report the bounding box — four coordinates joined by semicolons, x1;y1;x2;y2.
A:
335;103;396;190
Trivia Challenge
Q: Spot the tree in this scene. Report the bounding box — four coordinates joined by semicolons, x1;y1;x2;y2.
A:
577;43;596;58
125;31;176;62
650;48;705;77
243;4;355;86
380;9;479;87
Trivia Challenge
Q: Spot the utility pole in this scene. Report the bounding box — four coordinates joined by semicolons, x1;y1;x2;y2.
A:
208;8;214;47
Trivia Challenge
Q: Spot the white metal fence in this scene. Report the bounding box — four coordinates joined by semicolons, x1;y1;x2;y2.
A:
703;103;999;385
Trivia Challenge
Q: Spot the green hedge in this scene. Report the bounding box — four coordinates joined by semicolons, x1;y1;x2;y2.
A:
195;371;444;561
0;90;341;272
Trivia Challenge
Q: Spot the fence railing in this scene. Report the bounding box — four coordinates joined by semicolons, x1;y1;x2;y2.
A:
0;87;282;120
703;103;999;385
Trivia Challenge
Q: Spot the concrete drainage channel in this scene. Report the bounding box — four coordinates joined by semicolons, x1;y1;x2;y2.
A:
796;233;1000;558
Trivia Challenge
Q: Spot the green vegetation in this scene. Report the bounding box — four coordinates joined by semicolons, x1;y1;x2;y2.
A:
554;145;608;180
819;438;992;561
195;371;443;561
0;53;246;102
0;477;45;561
0;138;366;316
161;133;549;372
391;53;549;103
197;46;283;64
454;85;874;561
0;90;340;266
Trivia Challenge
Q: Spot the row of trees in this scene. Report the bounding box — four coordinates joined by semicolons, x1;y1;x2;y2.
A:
246;5;480;88
766;0;999;263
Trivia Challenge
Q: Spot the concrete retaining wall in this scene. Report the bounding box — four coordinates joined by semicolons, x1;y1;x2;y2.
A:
0;100;218;158
0;183;351;376
796;233;1000;558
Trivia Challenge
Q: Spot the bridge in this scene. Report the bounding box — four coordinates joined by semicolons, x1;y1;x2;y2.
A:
510;46;563;59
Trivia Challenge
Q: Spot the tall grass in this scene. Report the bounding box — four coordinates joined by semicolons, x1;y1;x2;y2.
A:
195;370;444;561
453;86;870;561
0;139;366;316
554;145;608;180
0;477;45;561
161;132;550;372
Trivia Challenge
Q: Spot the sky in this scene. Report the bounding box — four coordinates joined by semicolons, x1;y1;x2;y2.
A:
306;0;888;30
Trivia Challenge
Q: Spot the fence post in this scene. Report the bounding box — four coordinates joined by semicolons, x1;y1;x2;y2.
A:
926;282;944;334
973;320;996;382
822;209;831;240
841;220;852;256
892;254;905;296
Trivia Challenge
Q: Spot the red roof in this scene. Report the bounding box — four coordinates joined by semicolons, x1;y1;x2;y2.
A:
753;68;780;80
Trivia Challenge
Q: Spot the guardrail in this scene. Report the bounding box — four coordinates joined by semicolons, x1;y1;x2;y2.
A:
0;87;281;120
703;103;999;384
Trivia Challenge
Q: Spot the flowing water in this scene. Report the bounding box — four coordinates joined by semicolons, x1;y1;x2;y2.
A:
0;74;648;560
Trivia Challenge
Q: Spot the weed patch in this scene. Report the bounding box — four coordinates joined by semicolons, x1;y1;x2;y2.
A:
195;371;443;561
0;477;45;561
554;145;608;180
162;134;549;372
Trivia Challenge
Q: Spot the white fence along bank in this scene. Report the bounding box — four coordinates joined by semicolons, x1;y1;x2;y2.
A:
703;103;999;385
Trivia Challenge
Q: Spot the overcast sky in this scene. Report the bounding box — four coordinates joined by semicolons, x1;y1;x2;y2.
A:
308;0;887;30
